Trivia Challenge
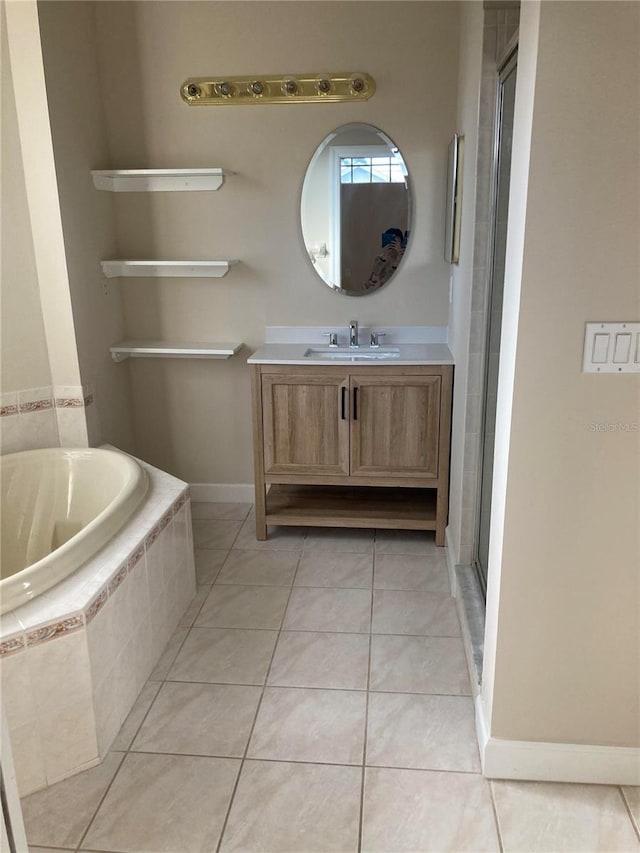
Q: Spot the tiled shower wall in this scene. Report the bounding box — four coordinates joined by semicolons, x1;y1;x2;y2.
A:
458;5;520;565
0;384;101;454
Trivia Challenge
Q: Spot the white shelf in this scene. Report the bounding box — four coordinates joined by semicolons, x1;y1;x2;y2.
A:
110;340;243;363
91;168;229;192
101;260;239;279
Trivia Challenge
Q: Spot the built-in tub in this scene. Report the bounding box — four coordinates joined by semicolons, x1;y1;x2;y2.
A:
1;448;148;614
0;448;196;796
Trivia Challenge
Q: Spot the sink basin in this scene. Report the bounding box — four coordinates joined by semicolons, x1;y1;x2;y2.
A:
304;347;400;361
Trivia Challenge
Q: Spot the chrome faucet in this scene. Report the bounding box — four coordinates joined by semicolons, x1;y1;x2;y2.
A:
322;331;339;348
349;320;359;348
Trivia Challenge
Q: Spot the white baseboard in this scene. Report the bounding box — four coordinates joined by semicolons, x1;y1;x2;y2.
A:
189;483;255;503
475;695;640;785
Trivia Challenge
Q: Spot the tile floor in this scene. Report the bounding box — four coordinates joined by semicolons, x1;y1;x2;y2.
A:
22;502;640;852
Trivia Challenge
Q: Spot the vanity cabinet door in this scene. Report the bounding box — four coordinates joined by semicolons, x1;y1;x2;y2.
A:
261;373;350;476
349;374;441;479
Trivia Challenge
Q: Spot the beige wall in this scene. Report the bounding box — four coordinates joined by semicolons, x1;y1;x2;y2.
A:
38;1;135;451
4;0;84;395
485;1;640;748
84;0;460;483
1;7;52;394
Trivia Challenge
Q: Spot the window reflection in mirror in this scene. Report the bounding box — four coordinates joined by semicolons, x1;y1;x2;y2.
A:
301;123;411;297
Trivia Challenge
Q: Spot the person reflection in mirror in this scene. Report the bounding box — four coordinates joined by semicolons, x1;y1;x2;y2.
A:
363;228;408;291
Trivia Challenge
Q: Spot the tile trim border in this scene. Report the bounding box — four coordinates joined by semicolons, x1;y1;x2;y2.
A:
54;397;85;409
0;487;190;654
26;615;85;646
0;636;26;656
18;399;53;413
0;385;96;417
84;589;109;625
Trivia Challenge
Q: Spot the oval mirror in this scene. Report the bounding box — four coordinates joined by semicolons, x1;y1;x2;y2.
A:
301;123;411;296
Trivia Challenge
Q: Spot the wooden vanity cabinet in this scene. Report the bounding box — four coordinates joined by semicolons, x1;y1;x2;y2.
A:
251;364;453;545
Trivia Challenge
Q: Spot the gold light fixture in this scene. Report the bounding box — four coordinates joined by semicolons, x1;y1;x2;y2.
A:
181;73;375;106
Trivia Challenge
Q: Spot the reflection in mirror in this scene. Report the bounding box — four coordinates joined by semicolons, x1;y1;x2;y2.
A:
301;123;411;297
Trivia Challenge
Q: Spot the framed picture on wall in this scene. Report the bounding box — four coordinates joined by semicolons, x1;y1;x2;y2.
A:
445;133;464;264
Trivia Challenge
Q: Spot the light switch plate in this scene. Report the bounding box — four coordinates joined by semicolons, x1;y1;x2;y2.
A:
582;322;640;373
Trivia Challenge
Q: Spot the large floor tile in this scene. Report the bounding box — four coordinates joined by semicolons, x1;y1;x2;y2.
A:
233;517;307;550
21;752;123;849
194;548;228;585
149;626;189;680
295;550;373;588
216;549;299;586
30;848;73;852
622;786;640;834
372;589;460;636
374;529;439;555
374;552;450;593
220;760;361;852
362;767;500;852
192;518;243;550
195;584;290;629
268;630;370;690
304;526;375;553
82;753;240;853
178;586;210;628
284;586;372;633
492;780;640;852
168;627;278;684
131;681;261;757
111;681;161;750
248;686;367;765
370;634;470;695
366;692;480;772
191;502;251;520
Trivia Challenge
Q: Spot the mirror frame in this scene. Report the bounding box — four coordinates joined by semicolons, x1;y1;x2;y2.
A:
299;122;413;297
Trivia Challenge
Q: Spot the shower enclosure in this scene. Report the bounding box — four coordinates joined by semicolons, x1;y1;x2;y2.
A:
474;43;518;596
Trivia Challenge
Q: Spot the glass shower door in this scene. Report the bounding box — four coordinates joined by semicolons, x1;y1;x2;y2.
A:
475;50;518;595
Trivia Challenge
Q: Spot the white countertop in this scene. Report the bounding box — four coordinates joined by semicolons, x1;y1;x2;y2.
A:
247;342;454;366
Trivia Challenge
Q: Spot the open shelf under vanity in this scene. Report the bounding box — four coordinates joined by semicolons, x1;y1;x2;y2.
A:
265;484;438;531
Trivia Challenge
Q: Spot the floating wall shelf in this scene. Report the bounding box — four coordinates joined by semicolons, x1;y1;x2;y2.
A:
101;260;238;279
91;168;229;192
110;341;243;363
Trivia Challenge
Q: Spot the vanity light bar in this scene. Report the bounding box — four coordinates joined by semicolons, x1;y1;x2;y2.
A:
180;73;376;106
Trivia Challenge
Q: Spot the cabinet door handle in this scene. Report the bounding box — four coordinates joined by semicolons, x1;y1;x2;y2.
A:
341;386;347;420
353;387;358;420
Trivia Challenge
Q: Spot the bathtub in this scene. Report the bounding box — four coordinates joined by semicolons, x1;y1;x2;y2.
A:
0;448;196;796
1;448;148;615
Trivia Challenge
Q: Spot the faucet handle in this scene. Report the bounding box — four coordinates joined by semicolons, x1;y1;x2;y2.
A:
370;331;386;348
348;319;359;348
322;332;339;348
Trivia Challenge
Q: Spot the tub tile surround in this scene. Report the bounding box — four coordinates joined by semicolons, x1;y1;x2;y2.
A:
0;383;100;454
17;504;640;852
0;454;196;795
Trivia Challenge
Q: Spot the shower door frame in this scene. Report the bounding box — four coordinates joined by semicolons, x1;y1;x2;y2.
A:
473;39;519;598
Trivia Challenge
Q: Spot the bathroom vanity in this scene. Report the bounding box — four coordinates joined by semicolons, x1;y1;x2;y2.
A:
249;341;453;546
